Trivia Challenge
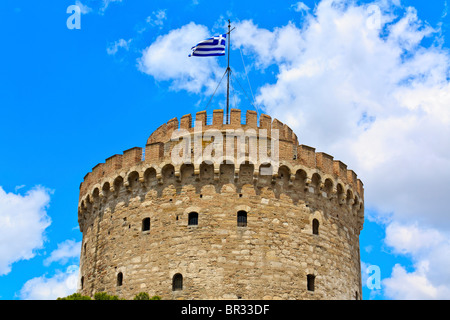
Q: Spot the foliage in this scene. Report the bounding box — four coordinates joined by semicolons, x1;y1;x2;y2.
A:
133;292;150;300
57;293;91;300
133;292;162;300
93;292;121;300
58;291;161;300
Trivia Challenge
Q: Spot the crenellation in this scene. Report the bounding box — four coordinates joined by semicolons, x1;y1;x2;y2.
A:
357;179;364;201
283;124;293;141
80;172;91;197
271;119;285;140
180;114;192;129
105;154;123;175
91;163;106;183
147;123;167;145
212;109;224;127
347;170;357;190
259;114;272;131
333;160;348;183
145;142;164;164
122;147;142;168
293;133;299;146
246;110;258;128
166;117;179;133
316;152;334;175
196;110;207;126
298;145;316;168
229;108;241;127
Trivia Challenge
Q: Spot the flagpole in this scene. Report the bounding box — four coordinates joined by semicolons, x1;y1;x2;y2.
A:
226;20;231;124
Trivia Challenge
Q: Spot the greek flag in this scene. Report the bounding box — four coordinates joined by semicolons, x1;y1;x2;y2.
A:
189;34;227;57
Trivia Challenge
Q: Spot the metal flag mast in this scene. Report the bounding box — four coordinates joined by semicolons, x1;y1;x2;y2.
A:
202;20;241;124
226;20;235;124
226;20;231;124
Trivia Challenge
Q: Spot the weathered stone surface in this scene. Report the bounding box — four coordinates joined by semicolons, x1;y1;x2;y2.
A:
77;111;364;300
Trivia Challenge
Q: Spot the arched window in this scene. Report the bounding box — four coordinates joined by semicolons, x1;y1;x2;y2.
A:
142;217;150;231
117;272;123;287
172;273;183;291
188;212;198;226
312;219;319;235
237;211;247;227
307;274;315;292
81;276;84;290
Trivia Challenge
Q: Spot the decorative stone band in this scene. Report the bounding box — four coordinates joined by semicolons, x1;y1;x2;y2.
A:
78;159;364;233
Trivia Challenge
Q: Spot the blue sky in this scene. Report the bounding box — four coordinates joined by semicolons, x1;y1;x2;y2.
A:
1;0;450;300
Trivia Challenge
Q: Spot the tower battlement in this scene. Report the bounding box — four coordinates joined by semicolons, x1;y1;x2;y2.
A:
80;109;363;202
146;109;298;145
77;110;364;300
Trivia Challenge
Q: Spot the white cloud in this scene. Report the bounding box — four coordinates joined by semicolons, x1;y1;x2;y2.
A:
383;263;450;300
0;186;52;276
385;222;445;256
19;265;79;300
43;239;81;267
442;1;448;19
383;222;450;299
292;2;310;13
138;22;224;94
231;19;279;68
107;38;132;55
146;9;167;28
230;1;450;230
14;185;25;192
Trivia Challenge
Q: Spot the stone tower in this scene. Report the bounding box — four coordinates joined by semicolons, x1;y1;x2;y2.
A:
77;109;364;300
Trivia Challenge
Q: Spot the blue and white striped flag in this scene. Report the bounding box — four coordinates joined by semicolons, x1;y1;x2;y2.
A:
189;34;227;57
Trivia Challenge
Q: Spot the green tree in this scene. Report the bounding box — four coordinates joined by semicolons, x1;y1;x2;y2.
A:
93;292;120;300
57;293;91;300
134;292;150;300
